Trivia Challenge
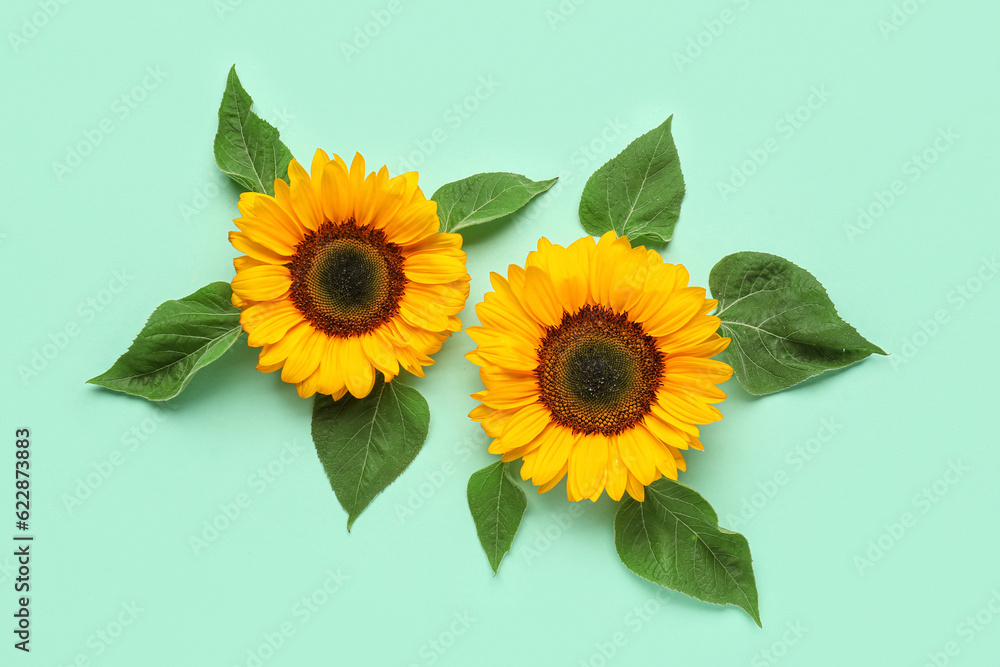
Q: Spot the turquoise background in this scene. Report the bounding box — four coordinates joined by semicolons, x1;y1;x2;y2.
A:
4;0;1000;664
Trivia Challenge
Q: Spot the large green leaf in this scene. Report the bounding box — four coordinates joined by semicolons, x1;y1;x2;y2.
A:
431;172;557;233
578;116;685;244
615;478;761;626
312;377;430;530
87;282;243;401
467;461;527;574
710;251;886;396
213;65;294;196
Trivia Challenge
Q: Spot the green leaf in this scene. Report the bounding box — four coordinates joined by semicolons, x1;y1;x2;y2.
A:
312;377;430;530
213;65;294;196
710;251;886;396
431;172;558;233
578;115;685;244
467;461;527;575
615;478;761;626
87;282;243;401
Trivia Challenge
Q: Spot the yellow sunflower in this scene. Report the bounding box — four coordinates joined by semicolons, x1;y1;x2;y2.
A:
229;150;470;400
466;231;732;502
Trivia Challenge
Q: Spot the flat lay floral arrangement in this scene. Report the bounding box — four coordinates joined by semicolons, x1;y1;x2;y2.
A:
88;66;884;626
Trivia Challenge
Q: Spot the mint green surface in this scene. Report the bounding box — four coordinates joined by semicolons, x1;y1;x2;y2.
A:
4;1;1000;664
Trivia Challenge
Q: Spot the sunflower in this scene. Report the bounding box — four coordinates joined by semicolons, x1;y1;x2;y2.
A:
466;232;732;502
229;150;470;400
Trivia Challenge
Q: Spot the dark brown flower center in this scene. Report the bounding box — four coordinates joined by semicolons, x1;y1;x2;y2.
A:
288;220;406;336
535;305;663;435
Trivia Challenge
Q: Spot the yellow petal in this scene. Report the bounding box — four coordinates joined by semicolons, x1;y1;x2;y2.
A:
538;462;568;494
281;330;325;384
604;437;628;501
403;253;468;284
641;287;708;337
656;314;721;351
360;331;400;380
628;263;684;322
231;264;291;301
382;199;439;245
234;217;299;256
403;231;463;254
625;473;646;502
671;448;687;473
258;321;314;366
477;407;519;438
287;159;324;231
310;148;330;182
480;367;538;399
399;296;450;333
543;241;589;313
341;337;376;398
241;300;304;347
229;231;290;264
663;356;734;384
493;402;551;453
656;444;679;480
616;427;656;486
520;266;565;328
296;366;323;399
246;191;307;242
590;231;632;306
351;169;380;227
641;414;691;450
657;391;722;425
321;159;353;224
475;301;543;342
480;381;540;410
487;271;535;327
608;246;650;313
233;255;265;272
649;402;700;437
531;424;578;486
316;337;347;396
568;434;608;501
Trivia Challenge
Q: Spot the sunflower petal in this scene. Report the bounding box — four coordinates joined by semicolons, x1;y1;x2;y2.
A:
493;402;551;453
241;300;304;347
231;264;291;301
520;266;565;328
616;427;657;486
625;473;646;502
341;337;376;398
569;434;608;501
531;424;578;486
281;330;325;383
605;437;628;501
